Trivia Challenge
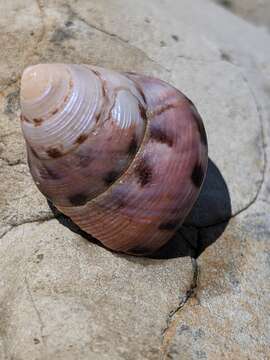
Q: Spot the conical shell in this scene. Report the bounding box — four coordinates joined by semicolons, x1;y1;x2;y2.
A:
20;64;208;255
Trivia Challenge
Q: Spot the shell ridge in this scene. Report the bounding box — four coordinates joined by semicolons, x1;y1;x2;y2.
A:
20;64;208;255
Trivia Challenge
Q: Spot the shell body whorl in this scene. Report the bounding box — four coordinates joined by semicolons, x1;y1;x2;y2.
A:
20;63;208;256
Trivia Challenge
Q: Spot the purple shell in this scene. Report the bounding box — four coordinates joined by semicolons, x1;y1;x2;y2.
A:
20;64;208;255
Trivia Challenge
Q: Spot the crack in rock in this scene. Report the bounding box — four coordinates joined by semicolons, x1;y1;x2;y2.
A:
0;158;26;167
161;258;198;359
25;276;47;350
34;0;46;50
238;70;268;199
219;55;268;213
0;215;55;241
63;3;171;74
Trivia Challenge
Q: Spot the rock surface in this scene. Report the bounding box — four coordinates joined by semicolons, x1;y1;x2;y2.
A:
0;221;194;360
213;0;270;29
164;202;270;359
0;0;269;359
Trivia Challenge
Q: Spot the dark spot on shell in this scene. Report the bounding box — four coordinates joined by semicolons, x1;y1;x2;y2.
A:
75;133;88;145
150;124;173;147
139;103;147;121
160;40;166;47
144;17;151;23
159;221;179;230
68;193;88;206
52;108;58;115
191;163;204;188
20;114;30;123
33;118;43;126
103;170;120;186
171;34;179;42
128;135;138;156
127;245;152;255
46;148;62;158
33;338;40;345
152;103;175;117
134;158;152;186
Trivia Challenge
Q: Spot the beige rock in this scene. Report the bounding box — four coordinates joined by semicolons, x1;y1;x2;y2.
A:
165;201;270;359
0;221;193;360
213;0;270;28
0;0;269;359
0;0;44;91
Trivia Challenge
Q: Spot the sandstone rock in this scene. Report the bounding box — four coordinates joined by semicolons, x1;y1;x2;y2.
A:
165;201;270;360
213;0;270;29
0;221;193;360
0;0;269;359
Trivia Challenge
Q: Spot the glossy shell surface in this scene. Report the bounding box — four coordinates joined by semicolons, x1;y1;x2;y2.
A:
20;64;208;255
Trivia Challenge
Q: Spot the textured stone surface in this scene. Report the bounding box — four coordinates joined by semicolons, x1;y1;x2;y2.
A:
165;202;270;360
213;0;270;28
0;0;44;90
0;221;193;360
0;0;270;359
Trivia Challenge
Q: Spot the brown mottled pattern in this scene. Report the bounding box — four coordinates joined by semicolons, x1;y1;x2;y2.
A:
128;134;138;156
103;170;121;186
134;157;152;186
138;103;147;121
57;72;208;255
46;148;63;158
148;103;176;118
75;133;88;145
33;118;43;126
26;67;147;208
149;123;173;147
20;114;30;123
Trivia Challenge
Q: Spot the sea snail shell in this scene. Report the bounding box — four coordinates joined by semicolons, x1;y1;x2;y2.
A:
20;64;208;256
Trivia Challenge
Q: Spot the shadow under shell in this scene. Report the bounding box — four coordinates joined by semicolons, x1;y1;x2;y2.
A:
47;158;231;259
